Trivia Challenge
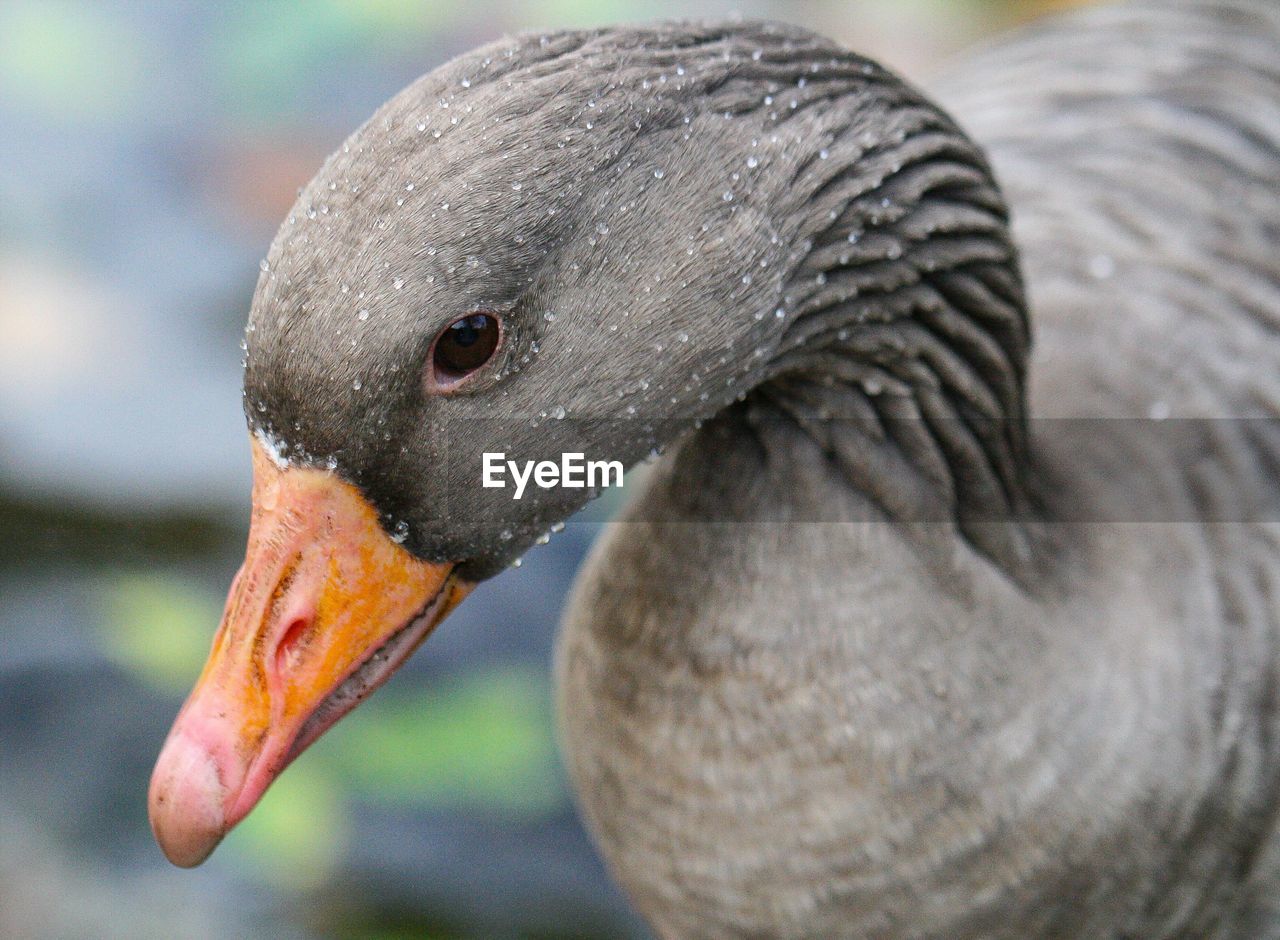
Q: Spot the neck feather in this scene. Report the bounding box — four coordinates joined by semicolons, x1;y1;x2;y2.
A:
727;61;1037;570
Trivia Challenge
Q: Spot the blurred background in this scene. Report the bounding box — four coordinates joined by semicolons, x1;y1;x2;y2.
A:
0;1;1092;937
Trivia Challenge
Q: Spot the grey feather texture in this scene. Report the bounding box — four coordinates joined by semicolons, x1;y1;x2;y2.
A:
241;1;1280;936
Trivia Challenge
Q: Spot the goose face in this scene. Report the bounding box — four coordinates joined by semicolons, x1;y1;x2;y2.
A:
242;27;796;574
150;24;805;868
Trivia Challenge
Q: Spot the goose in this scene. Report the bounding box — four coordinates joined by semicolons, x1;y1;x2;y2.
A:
148;1;1280;936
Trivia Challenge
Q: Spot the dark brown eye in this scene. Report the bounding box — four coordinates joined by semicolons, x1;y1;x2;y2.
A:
430;313;500;388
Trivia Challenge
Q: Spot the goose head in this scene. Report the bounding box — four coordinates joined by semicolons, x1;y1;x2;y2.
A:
149;21;1023;867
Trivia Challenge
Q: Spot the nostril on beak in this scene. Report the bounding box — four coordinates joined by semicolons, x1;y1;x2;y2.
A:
274;615;313;678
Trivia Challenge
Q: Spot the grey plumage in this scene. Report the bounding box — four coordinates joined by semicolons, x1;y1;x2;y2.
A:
242;1;1280;936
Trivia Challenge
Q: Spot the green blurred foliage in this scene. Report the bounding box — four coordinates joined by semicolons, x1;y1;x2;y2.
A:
328;665;564;816
98;572;220;694
231;753;349;890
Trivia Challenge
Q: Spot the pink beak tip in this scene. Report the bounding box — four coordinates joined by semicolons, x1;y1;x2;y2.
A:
148;732;228;868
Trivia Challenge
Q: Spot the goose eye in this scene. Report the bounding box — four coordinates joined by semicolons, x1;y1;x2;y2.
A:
430;313;500;387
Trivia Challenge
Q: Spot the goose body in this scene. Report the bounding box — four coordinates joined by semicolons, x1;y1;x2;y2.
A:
559;3;1280;936
147;1;1280;937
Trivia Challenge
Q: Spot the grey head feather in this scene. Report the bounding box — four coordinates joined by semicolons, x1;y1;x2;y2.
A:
243;20;1026;579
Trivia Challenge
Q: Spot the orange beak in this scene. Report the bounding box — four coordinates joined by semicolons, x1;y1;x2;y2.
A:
148;436;471;867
